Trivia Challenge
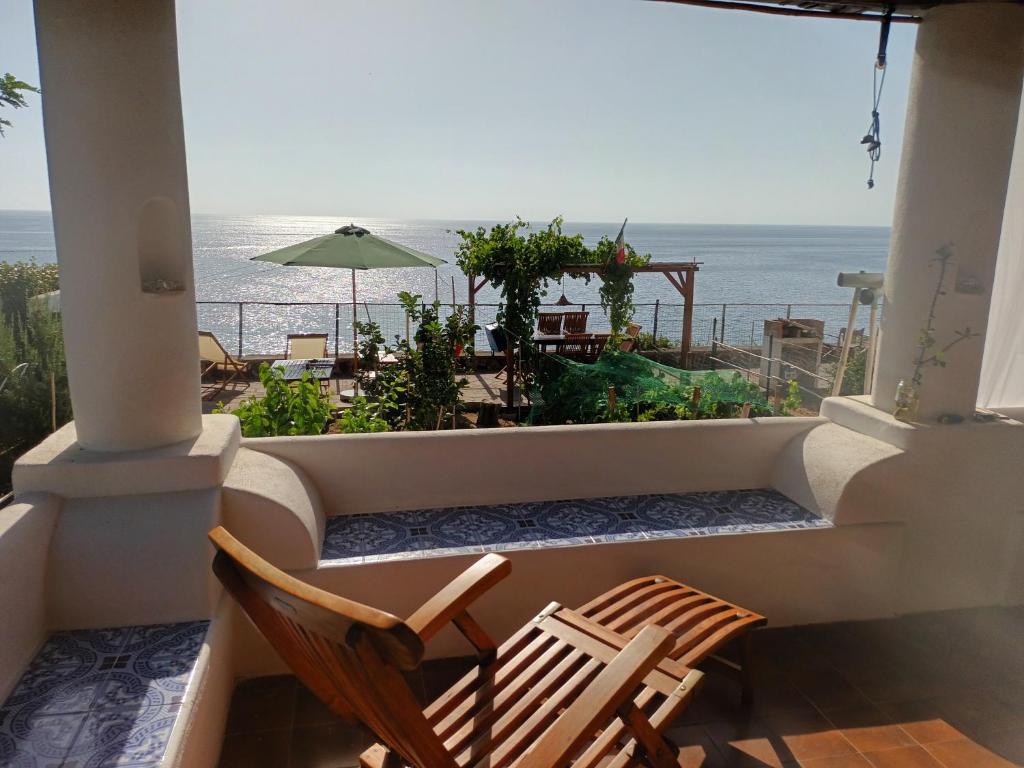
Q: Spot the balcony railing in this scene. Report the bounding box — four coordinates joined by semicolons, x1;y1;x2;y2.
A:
196;301;877;358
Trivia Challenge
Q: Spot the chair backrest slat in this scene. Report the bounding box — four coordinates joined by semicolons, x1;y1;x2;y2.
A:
209;527;459;768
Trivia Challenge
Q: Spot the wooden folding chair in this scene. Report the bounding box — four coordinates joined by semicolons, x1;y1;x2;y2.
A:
562;311;590;335
619;323;642;352
210;526;707;768
575;576;766;707
198;331;247;398
285;333;329;360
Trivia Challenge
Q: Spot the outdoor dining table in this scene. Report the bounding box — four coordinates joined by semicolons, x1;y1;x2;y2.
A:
532;332;567;353
270;357;334;393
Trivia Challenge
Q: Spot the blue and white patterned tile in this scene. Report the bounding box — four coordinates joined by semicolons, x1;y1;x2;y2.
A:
66;705;179;767
321;488;826;563
0;622;207;768
0;706;86;767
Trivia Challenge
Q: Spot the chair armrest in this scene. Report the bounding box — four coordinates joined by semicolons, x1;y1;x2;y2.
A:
516;625;676;768
406;553;511;642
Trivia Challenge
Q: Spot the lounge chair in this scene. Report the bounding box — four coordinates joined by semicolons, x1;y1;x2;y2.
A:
285;332;329;360
211;526;760;768
198;331;247;397
562;311;589;334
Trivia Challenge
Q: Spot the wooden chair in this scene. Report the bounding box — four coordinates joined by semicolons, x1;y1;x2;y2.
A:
575;576;766;707
198;331;247;397
562;311;590;334
286;333;329;360
589;334;611;362
537;312;564;336
557;332;592;360
209;526;706;768
619;323;642;353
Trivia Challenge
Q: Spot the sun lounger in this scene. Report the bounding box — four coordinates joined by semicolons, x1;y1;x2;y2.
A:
198;331;247;398
210;528;727;768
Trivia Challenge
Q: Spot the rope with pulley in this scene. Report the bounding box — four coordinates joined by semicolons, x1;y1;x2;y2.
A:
862;6;893;189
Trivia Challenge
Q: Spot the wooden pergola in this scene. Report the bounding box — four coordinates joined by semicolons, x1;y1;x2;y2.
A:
468;261;701;406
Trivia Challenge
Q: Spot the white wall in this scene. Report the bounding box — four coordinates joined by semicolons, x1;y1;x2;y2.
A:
0;494;60;702
246;417;824;516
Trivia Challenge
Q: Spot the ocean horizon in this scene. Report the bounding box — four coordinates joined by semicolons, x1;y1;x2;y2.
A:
1;209;888;354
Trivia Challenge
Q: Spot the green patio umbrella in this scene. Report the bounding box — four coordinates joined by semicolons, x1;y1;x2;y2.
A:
252;224;445;377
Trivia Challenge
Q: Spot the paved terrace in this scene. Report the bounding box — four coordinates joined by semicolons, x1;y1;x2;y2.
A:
201;371;522;413
218;605;1024;768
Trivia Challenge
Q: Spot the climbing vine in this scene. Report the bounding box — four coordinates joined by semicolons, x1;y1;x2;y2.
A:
586;237;649;336
454;217;589;354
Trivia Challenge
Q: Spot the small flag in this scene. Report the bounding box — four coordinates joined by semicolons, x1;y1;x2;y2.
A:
615;218;628;265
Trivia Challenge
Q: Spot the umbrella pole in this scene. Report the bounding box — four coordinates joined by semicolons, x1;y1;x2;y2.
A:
352;269;360;395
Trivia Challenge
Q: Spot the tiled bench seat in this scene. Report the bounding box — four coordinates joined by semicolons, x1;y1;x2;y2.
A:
0;621;209;768
321;488;828;565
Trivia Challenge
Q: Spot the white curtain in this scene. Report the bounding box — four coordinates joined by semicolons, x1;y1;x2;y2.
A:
978;97;1024;408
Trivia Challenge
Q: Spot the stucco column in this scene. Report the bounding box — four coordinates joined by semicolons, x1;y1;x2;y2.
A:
871;3;1024;421
34;0;202;451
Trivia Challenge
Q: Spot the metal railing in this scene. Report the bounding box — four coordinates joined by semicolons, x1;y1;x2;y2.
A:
195;300;876;358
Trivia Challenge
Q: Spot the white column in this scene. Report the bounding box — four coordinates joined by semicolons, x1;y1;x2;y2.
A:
34;0;202;451
871;3;1024;422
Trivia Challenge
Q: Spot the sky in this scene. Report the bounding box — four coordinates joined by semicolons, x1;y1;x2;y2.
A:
1;0;916;225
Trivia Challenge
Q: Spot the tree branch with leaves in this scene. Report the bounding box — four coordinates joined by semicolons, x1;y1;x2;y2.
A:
1;73;40;137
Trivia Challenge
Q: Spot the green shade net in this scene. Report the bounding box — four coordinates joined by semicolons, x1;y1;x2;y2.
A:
528;350;772;425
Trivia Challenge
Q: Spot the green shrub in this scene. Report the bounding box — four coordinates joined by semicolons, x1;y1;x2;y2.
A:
0;302;71;492
335;397;390;434
214;363;330;437
637;332;672;351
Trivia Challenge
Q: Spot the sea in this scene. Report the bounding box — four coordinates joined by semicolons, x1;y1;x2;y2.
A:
0;210;889;354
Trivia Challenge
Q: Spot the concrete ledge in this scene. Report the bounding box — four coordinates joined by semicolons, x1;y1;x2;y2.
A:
820;396;919;449
13;415;240;499
246;417;826;516
223;448;325;569
0;493;61;703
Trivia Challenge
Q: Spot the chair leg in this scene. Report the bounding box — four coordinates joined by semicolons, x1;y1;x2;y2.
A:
738;633;755;709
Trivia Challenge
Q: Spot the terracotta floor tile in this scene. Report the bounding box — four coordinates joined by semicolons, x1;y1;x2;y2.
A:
289;722;374;768
823;704;916;753
923;738;1018;768
218;729;293;768
861;745;945;768
706;718;792;767
223;675;297;735
665;724;728;767
898;719;964;747
790;668;873;712
799;755;874;768
763;710;858;763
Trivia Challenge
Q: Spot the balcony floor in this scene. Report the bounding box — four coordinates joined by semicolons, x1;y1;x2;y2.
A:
218;605;1024;767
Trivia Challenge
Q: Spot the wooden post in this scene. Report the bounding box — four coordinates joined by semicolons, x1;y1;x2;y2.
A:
680;271;694;368
607;386;616;413
50;371;57;432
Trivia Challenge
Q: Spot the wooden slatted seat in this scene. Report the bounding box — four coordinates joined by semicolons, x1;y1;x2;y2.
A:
576;576;766;705
209;527;705;768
